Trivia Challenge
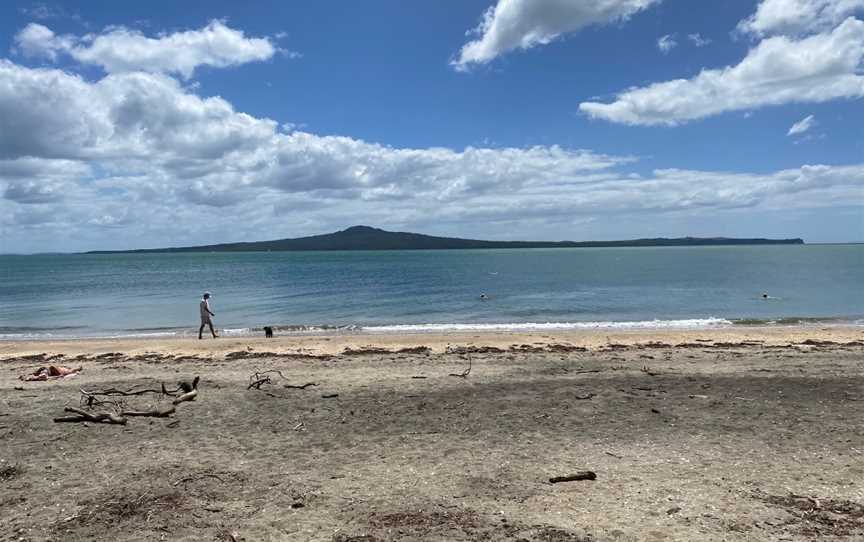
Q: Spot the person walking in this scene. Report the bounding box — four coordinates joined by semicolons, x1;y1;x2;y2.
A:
199;292;218;339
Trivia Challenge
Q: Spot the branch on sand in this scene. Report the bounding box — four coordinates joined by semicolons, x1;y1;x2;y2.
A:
59;376;199;424
172;378;200;405
80;377;199;407
247;369;317;391
549;471;597;483
121;404;176;418
54;407;127;425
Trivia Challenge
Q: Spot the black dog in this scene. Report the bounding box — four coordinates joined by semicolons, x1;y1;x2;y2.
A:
263;326;274;338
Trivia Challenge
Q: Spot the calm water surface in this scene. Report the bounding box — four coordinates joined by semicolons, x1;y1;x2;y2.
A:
0;245;861;338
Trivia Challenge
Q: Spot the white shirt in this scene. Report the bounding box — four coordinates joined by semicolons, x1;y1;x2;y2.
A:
200;299;212;321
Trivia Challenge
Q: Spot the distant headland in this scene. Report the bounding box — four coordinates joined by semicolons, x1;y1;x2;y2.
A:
86;226;805;254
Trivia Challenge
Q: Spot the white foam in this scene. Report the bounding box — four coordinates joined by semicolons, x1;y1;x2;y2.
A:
219;327;253;336
362;318;734;333
109;331;180;339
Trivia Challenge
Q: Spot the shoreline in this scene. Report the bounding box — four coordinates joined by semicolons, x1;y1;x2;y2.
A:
2;324;862;359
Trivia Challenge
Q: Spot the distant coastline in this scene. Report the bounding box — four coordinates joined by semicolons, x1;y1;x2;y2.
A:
86;225;805;254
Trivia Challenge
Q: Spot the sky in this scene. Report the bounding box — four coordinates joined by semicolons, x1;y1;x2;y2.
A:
0;0;862;253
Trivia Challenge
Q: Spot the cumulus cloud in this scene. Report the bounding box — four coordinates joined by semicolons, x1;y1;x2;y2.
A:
657;34;677;53
788;114;818;135
1;49;861;251
452;0;661;70
14;20;278;78
738;0;864;37
579;18;864;125
13;22;74;60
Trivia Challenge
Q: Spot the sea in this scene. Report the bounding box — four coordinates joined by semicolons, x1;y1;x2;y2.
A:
1;245;862;340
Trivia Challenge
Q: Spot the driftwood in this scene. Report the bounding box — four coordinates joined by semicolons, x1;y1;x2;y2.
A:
284;382;318;390
448;354;472;378
65;376;198;423
53;407;127;425
172;390;198;405
80;376;198;405
549;471;597;483
247;369;317;391
121;404;176;418
170;376;200;405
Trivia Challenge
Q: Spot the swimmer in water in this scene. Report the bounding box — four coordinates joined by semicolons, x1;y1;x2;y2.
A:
762;293;769;299
479;293;488;300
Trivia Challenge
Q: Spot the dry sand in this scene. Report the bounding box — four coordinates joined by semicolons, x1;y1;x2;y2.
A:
1;327;863;541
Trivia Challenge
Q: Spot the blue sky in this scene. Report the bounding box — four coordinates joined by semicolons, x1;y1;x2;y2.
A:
0;0;862;252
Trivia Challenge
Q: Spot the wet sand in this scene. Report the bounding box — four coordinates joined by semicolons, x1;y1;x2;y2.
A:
1;327;863;541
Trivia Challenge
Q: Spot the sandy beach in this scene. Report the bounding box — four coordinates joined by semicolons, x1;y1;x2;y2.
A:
1;327;863;541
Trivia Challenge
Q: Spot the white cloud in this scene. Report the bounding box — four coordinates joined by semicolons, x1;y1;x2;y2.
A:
14;20;278;78
579;18;864;125
738;0;864;37
687;33;711;46
788;114;818;135
657;34;677;53
0;51;861;251
452;0;661;70
13;22;74;60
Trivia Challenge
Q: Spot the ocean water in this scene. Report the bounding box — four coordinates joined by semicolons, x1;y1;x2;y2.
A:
0;245;862;339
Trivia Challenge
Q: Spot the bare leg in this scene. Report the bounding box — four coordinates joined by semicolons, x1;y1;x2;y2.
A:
208;322;217;338
198;323;205;339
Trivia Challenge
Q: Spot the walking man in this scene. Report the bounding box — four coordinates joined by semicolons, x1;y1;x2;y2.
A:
199;292;218;339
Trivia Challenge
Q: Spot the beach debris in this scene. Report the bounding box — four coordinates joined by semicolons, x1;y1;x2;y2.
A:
247;369;318;391
446;345;504;354
121;405;176;418
20;365;82;381
77;379;192;414
641;366;659;376
754;491;864;537
342;346;391;356
54;376;200;426
688;394;709;399
172;377;199;405
545;343;588;353
395;346;432;355
0;465;22;481
666;506;682;515
54;407;127;425
604;451;623;459
549;471;597;483
285;382;319;390
448;354;472;378
574;392;595;400
322;393;339;399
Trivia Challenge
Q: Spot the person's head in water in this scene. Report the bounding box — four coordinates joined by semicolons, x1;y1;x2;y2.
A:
479;293;487;300
762;293;768;299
